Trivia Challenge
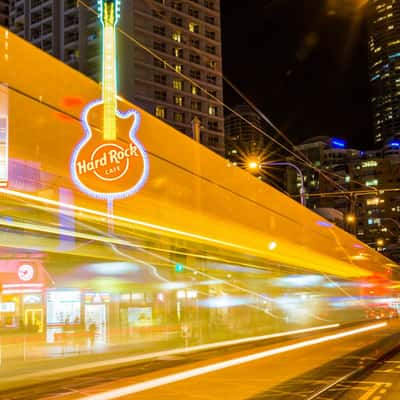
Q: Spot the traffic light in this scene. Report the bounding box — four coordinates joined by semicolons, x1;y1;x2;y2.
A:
175;263;184;273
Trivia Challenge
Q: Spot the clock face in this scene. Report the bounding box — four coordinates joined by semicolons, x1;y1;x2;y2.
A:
18;264;34;281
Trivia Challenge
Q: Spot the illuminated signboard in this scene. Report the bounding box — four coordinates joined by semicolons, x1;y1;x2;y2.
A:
17;264;34;281
331;138;346;149
70;0;148;204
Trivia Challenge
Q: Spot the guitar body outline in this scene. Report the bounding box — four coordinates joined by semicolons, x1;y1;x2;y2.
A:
70;99;149;201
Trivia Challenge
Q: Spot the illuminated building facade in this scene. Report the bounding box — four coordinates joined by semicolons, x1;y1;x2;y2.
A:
8;0;225;155
286;136;360;214
351;150;400;257
367;0;400;145
286;136;400;261
121;0;224;155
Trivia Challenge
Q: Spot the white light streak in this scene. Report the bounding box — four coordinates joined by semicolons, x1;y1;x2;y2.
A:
80;322;386;400
1;323;340;386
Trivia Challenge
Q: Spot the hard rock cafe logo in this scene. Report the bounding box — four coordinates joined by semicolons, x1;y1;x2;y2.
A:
76;142;139;182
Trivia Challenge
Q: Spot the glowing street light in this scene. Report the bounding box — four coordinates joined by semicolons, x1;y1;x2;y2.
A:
346;214;356;223
248;160;260;170
376;238;384;247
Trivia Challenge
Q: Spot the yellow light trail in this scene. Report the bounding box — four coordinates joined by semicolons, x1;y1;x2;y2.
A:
0;188;372;278
0;188;265;256
0;323;340;387
80;322;387;400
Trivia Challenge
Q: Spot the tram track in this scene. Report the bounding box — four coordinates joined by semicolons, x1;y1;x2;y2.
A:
304;342;400;400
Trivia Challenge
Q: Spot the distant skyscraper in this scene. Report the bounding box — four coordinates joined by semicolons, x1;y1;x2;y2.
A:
285;135;400;262
9;0;225;155
225;104;265;166
0;0;8;27
368;0;400;145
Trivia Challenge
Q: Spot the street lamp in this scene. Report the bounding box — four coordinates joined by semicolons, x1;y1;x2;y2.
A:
248;161;260;170
382;217;400;231
247;160;306;206
381;218;400;244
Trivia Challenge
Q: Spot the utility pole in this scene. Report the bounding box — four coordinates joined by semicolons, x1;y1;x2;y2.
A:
192;116;201;143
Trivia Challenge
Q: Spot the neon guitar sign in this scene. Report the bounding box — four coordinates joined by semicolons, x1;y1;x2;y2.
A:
71;0;149;207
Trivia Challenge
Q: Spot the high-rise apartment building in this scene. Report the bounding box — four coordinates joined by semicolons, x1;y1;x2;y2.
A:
368;0;400;145
285;136;400;262
286;136;360;214
0;1;8;27
9;0;224;155
121;0;224;155
9;0;99;78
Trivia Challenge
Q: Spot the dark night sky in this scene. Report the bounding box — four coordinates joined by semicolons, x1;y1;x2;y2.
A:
220;0;373;149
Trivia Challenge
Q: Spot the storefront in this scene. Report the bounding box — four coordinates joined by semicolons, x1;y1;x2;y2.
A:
0;258;51;332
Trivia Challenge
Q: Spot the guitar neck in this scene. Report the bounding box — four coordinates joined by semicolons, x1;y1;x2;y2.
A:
102;21;117;141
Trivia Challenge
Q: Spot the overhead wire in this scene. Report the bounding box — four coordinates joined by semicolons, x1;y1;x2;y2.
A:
223;76;375;193
139;0;378;195
77;0;376;201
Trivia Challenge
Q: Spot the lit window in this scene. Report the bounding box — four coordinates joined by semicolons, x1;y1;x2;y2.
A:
189;22;199;33
361;160;378;168
345;176;350;183
172;31;182;42
207;60;217;69
365;179;378;187
173;95;183;106
191;85;201;95
174;64;182;72
155;106;166;119
173;47;183;58
208;105;217;116
173;79;184;90
366;198;379;206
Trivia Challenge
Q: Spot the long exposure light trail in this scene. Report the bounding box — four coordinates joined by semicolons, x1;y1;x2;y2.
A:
1;323;340;387
80;322;387;400
0;188;370;277
0;188;265;255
